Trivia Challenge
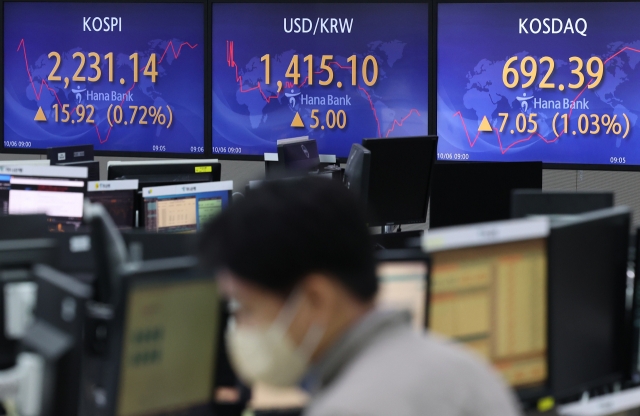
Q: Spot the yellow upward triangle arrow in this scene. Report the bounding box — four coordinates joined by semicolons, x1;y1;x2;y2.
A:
291;112;305;128
478;116;492;132
34;107;47;122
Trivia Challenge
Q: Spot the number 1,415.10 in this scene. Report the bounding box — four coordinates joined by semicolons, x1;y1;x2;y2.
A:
260;54;379;87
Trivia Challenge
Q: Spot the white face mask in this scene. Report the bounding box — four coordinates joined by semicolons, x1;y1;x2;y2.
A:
225;293;325;387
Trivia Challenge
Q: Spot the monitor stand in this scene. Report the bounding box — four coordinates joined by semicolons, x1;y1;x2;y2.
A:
372;230;423;250
382;225;396;234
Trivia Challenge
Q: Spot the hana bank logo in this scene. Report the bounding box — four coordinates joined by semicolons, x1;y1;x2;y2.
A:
72;86;86;103
517;93;534;113
285;87;301;111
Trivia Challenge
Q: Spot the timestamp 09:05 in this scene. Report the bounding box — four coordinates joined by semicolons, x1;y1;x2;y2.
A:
438;153;469;160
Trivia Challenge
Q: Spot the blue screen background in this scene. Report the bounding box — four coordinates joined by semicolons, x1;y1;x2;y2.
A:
4;2;204;154
212;3;429;158
438;2;640;166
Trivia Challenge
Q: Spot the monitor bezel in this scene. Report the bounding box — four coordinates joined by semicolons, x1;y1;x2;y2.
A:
107;256;219;416
86;188;138;229
362;135;438;226
141;181;232;233
632;228;640;381
434;0;640;171
106;160;222;183
424;217;552;401
1;0;211;158
375;248;431;330
546;207;631;400
209;0;433;162
0;167;88;228
343;143;372;199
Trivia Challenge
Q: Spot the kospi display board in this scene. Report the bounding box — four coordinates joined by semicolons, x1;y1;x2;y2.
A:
3;2;205;155
212;2;429;159
438;2;640;168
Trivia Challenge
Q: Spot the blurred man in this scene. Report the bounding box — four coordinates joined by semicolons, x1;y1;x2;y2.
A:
199;178;521;416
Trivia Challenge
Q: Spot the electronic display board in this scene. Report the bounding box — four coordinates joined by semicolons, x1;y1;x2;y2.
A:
438;2;640;167
3;2;205;155
212;2;429;159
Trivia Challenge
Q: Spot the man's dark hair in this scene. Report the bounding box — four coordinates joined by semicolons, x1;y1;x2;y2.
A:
199;177;378;302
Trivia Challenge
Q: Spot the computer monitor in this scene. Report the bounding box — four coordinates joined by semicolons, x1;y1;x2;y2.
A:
55;161;100;182
122;231;198;261
375;249;429;331
546;207;630;399
0;160;50;166
47;145;99;181
107;160;221;188
264;137;309;180
277;139;320;173
425;208;630;401
47;144;94;165
0;214;48;240
0;239;57;372
276;136;309;146
142;181;233;233
49;232;95;283
0;238;56;269
21;264;92;416
511;190;614;218
343;144;371;200
632;230;640;379
0;165;88;232
87;180;138;229
362;136;438;227
429;161;542;229
425;217;550;394
107;160;221;228
94;257;219;416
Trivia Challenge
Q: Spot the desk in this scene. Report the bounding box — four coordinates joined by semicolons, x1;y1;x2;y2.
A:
525;387;640;416
249;384;308;412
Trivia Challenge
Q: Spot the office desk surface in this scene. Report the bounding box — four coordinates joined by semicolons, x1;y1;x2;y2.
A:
249;384;309;411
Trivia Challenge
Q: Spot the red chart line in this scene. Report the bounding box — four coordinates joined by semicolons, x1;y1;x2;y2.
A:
226;40;422;138
453;111;554;155
17;39;197;144
453;45;638;154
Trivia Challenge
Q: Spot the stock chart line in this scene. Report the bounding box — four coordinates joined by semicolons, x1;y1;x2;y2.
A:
453;111;556;154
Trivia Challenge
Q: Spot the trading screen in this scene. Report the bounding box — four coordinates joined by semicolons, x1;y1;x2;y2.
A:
87;190;135;229
212;3;429;158
438;2;640;166
144;191;228;233
4;2;205;154
430;238;548;388
117;279;218;416
377;260;428;331
0;175;85;232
